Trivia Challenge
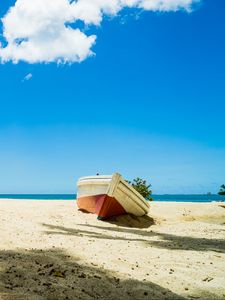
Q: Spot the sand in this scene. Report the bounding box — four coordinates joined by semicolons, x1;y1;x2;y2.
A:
0;200;225;300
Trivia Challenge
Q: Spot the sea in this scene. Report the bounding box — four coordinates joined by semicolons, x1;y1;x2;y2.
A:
0;194;224;202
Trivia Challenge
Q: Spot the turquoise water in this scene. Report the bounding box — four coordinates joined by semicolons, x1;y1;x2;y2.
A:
0;194;75;200
0;194;224;202
152;194;224;202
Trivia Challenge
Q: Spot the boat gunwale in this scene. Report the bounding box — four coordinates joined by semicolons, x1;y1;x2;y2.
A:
78;175;113;181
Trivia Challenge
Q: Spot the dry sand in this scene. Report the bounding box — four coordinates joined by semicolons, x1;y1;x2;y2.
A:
0;200;225;300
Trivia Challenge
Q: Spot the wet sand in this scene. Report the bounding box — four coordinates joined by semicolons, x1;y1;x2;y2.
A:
0;200;225;300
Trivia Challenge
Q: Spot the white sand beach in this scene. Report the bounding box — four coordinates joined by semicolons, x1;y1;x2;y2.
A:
0;200;225;300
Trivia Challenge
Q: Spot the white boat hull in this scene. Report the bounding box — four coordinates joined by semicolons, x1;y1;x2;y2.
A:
77;173;150;219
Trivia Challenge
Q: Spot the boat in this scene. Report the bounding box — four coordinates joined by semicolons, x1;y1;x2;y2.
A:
76;173;150;219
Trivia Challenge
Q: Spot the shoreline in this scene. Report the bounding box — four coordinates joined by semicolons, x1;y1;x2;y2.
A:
0;198;224;203
0;200;224;299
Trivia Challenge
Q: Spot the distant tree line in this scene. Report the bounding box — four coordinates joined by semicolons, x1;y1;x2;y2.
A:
218;184;225;196
128;180;225;199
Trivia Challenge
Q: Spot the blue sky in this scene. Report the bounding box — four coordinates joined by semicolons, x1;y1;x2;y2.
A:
0;0;224;194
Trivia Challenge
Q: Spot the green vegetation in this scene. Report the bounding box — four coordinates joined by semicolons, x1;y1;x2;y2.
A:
128;177;153;201
218;184;225;196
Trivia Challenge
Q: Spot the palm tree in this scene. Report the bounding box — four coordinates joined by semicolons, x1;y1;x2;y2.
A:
218;184;225;195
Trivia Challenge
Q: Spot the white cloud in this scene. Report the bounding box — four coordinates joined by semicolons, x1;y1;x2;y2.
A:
0;0;199;64
22;73;32;81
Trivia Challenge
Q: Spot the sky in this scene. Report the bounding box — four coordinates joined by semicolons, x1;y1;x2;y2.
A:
0;0;224;194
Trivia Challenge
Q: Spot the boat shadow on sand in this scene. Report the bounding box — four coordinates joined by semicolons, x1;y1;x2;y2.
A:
77;210;155;229
105;214;155;228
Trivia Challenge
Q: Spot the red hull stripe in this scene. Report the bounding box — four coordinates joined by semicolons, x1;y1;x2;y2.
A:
77;194;126;218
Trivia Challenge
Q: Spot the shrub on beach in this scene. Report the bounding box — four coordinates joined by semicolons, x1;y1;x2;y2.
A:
128;177;153;201
218;184;225;196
